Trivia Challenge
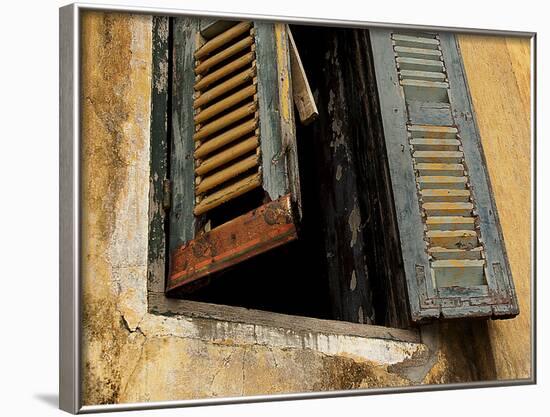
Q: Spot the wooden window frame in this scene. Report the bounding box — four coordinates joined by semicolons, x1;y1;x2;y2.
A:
148;17;518;328
146;16;420;339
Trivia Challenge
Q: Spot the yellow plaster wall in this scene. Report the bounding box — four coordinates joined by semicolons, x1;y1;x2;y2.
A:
458;35;532;379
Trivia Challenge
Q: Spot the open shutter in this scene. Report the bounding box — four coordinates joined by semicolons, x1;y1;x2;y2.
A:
369;29;519;321
167;19;301;292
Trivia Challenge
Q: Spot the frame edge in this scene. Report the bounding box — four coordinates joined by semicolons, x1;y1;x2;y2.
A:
60;3;80;414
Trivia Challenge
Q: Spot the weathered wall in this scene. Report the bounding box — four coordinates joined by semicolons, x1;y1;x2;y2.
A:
80;12;531;406
458;35;532;380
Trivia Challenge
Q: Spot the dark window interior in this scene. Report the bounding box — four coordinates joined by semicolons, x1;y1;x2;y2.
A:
166;22;410;329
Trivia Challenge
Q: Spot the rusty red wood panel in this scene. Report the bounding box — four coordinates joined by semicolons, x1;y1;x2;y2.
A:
167;194;297;292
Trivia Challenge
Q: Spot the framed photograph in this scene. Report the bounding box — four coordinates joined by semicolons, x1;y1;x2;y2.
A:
59;2;535;413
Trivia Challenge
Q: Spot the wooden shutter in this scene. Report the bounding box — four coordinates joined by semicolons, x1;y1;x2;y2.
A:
167;19;301;292
369;30;519;321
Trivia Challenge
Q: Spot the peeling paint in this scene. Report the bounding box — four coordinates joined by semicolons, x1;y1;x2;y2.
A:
358;306;364;324
348;201;361;248
350;270;357;291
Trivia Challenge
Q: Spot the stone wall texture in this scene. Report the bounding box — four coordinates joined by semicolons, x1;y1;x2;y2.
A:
80;11;532;406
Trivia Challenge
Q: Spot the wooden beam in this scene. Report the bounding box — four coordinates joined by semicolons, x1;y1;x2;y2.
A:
287;26;318;125
148;16;170;293
168;194;297;291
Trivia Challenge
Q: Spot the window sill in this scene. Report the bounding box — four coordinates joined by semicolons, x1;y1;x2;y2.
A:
147;291;425;366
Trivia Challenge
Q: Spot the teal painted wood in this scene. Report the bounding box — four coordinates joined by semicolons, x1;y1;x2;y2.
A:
170;17;199;252
440;33;519;317
407;101;453;126
370;29;434;322
148;16;170;293
254;23;289;201
370;29;519;321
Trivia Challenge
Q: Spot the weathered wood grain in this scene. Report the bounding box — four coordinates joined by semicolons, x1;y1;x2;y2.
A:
170;17;199;252
255;22;288;202
149;291;421;344
168;194;297;291
287;26;318;125
147;16;170;293
275;23;302;217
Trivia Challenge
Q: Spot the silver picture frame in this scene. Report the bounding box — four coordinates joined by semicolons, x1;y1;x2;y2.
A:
60;2;536;413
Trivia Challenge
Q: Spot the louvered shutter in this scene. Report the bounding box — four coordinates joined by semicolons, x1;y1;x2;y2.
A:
369;30;519;321
167;19;301;292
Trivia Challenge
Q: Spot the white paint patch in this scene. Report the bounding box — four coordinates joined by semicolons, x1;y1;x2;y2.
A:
348;201;361;248
350;270;357;291
358;306;364;324
138;311;426;366
336;165;343;181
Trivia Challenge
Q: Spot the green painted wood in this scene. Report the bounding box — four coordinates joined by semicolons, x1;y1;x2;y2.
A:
170;17;200;252
147;16;170;293
254;22;289;201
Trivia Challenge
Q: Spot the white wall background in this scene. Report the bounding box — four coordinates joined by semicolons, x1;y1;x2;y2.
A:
0;0;545;415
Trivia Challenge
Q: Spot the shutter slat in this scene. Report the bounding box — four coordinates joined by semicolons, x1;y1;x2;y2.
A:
428;246;483;260
420;189;471;202
415;163;464;176
195;35;254;74
194;173;261;216
408;125;458;138
194;52;255;91
392;34;440;49
195;21;252;60
422;202;473;216
418;176;468;189
194;119;257;159
194;66;255;108
426;230;479;249
396;57;444;72
426;216;475;230
194;102;257;142
196;154;259;195
196;136;259;176
410;138;460;151
195;84;256;124
400;69;446;81
413;150;463;163
394;46;442;60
